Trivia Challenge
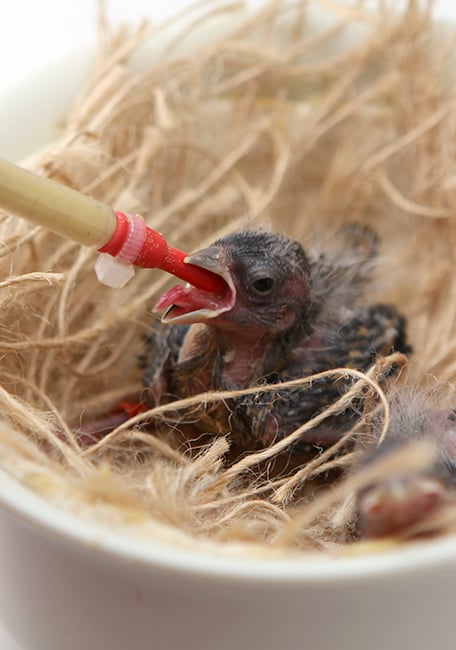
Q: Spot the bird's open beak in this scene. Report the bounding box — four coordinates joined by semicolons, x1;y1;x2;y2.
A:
154;246;236;324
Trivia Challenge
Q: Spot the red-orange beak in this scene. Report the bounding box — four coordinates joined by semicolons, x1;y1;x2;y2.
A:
153;246;236;324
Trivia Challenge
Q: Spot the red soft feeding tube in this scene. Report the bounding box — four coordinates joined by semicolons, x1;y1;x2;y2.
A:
98;211;225;293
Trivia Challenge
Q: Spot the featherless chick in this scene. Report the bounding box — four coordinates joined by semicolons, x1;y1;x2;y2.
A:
142;226;410;451
356;390;456;539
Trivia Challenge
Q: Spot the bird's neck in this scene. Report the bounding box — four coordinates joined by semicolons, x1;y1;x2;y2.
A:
221;337;268;387
177;320;313;392
207;326;283;388
174;323;266;393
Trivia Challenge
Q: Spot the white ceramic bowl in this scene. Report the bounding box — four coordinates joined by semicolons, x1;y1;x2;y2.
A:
2;468;456;650
2;5;456;650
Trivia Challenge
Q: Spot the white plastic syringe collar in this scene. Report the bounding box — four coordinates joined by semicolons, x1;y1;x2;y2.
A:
94;254;136;288
95;213;147;289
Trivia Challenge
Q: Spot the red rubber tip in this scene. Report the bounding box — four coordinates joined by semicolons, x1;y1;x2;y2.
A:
136;228;225;293
98;211;225;294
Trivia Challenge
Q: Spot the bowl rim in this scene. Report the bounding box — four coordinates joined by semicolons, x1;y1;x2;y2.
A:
2;467;456;584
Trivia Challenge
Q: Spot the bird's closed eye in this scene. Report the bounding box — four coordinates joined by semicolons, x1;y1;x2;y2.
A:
251;276;274;294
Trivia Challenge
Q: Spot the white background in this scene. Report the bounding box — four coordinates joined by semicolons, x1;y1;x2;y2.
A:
0;0;456;648
0;0;197;90
1;1;456;92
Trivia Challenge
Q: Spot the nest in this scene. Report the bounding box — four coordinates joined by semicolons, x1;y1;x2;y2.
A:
2;0;456;557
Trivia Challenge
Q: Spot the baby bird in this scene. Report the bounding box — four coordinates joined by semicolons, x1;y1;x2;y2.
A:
356;391;456;539
142;228;409;450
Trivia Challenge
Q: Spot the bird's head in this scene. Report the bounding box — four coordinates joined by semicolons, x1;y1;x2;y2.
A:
154;231;312;341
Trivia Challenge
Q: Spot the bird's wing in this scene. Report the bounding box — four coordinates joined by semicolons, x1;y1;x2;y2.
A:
230;303;409;449
309;223;379;323
141;321;190;404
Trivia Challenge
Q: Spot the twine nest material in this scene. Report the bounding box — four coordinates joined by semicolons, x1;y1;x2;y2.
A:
2;0;456;557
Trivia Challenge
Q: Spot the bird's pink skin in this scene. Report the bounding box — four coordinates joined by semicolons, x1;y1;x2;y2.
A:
358;472;448;539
